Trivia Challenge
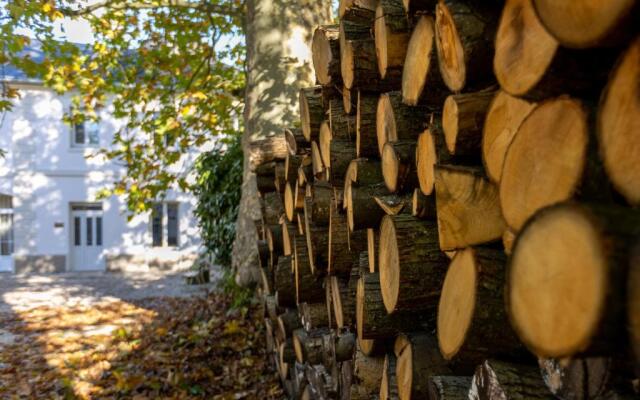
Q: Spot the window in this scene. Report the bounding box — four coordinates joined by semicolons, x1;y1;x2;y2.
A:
96;217;103;246
0;195;13;256
73;120;100;147
151;202;179;247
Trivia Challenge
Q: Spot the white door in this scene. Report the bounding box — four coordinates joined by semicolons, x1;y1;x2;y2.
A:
71;205;105;271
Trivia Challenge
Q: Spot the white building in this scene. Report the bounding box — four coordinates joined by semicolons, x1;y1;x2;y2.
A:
0;59;202;274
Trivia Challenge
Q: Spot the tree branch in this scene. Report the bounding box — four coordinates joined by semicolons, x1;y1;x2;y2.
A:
61;0;239;18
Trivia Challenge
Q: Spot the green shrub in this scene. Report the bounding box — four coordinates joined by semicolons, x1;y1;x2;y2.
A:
193;134;243;267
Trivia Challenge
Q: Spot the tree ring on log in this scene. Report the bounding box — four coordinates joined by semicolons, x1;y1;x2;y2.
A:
532;0;637;48
437;248;477;359
597;38;640;205
494;0;558;97
402;15;436;106
509;204;607;357
379;215;400;313
499;96;588;231
482;91;536;183
434;1;466;91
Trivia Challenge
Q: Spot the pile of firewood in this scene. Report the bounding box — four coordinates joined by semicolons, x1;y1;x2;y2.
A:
252;0;639;398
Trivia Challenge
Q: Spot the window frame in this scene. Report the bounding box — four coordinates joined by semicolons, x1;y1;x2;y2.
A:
150;202;180;248
71;118;100;148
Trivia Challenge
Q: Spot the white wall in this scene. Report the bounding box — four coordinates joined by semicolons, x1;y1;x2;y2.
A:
0;83;202;272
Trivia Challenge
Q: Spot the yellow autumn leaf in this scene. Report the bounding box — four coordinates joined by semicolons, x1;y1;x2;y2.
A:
191;91;207;100
223;320;240;335
180;104;194;117
42;3;52;13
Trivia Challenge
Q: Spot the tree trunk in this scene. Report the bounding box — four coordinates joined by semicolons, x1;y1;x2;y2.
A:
235;0;329;286
435;165;505;251
469;360;551;399
508;203;640;358
378;214;450;313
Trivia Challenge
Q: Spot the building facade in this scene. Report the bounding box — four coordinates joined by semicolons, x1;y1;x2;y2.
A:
0;81;202;273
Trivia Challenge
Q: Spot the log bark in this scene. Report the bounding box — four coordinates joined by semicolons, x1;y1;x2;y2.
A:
356;272;428;339
402;15;448;106
281;219;295;256
328;199;359;276
312;24;341;86
532;0;638;48
285;153;304;184
301;86;326;142
374;192;413;216
344;158;384;211
395;333;451;400
435;165;505;251
481;90;536;183
300;302;330;331
278;308;303;341
429;376;473;400
339;0;376;25
437;247;523;371
377;91;433;156
309;181;332;226
508;203;640;357
380;353;399;400
249;132;289;170
285;180;305;222
257;239;270;270
469;360;551;399
539;357;615;400
499;97;589;231
304;208;329;276
334;330;357;362
378;214;450;313
274;162;286;193
275;255;296;308
597;38;640;206
347;184;388;232
329;98;357;142
351;351;385;400
356;92;380;158
381;140;418;193
330;275;355;329
412;188;436;220
266;224;283;261
434;1;498;92
311;141;325;177
294;235;325;304
329;139;357;187
262;192;285;226
294;328;330;365
442;89;496;157
374;0;410;80
494;0;617;100
401;0;437;15
631;241;640;374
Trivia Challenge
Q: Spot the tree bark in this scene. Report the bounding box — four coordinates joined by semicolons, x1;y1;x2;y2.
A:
469;360;551;399
429;376;472;400
395;333;451;400
275;255;296;308
442;89;496;157
381;140;418;193
356;92;380;158
312;24;341;86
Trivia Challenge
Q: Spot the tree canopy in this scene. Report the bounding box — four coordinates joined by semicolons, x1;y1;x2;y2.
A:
1;0;246;213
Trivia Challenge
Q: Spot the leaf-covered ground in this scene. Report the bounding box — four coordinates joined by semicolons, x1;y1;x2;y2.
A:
0;293;283;399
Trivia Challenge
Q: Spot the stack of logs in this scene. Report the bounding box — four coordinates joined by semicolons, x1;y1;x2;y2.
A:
253;0;639;398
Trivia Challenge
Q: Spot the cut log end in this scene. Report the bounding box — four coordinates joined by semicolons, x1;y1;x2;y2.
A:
312;25;338;85
434;1;466;91
376;93;394;156
494;0;558;96
532;0;637;48
482;91;536;183
382;142;400;193
402;15;436;106
509;204;607;357
416;129;437;195
341;40;356;89
437;248;477;360
598;38;640;205
319;121;332;168
500;96;588;231
378;216;399;313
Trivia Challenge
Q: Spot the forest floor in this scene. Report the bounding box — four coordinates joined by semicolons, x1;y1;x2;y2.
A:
0;273;283;399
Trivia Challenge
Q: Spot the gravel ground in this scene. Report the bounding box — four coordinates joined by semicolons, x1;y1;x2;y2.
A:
0;269;219;314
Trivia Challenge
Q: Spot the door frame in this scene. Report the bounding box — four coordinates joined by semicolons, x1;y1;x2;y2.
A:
68;202;104;271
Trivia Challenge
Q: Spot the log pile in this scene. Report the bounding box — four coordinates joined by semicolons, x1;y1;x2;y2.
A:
252;0;639;398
